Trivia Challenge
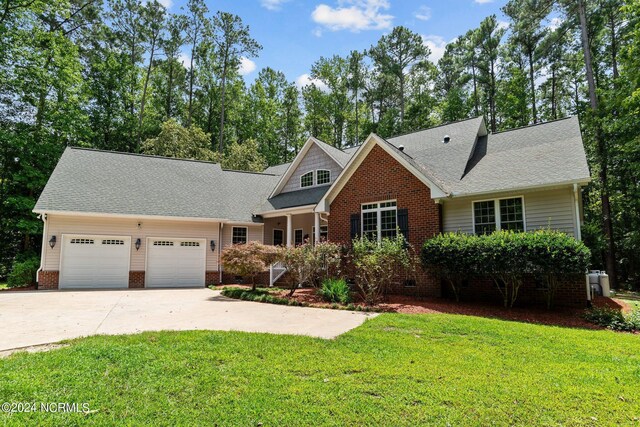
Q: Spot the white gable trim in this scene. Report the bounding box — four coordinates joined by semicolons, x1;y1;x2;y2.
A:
315;134;448;213
268;137;343;198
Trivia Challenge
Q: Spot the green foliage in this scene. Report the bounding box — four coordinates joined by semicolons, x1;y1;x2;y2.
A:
351;233;412;305
142;119;218;161
221;139;267;172
7;255;40;288
220;287;301;306
422;231;591;307
319;278;351;304
583;306;640;332
278;241;341;295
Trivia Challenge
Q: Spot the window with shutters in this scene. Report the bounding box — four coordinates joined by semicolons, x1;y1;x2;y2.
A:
360;200;397;242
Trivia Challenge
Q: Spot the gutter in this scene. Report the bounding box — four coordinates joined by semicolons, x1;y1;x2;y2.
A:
445;179;591;200
36;213;47;289
573;183;582;241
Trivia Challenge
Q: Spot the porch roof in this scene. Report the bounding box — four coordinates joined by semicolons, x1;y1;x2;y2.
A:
257;186;328;213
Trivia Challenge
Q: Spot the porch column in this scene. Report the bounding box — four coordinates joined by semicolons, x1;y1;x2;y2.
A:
286;214;292;247
314;212;321;244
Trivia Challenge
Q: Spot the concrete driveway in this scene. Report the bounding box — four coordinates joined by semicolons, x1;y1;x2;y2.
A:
0;289;376;351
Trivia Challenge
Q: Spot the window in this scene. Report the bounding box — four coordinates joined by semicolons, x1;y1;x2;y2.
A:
312;225;328;244
294;229;304;246
180;241;200;247
473;197;525;234
317;169;330;185
300;171;313;188
273;229;284;246
70;238;94;244
102;239;124;245
361;201;397;242
153;241;174;246
232;227;247;245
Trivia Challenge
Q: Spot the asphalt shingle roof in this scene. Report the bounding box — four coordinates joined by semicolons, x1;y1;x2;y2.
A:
313;138;353;167
34;148;280;222
258;186;329;212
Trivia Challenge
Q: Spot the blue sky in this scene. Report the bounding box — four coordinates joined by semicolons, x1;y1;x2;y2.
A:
161;0;510;87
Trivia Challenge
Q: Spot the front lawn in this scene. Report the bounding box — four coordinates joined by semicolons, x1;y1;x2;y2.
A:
1;314;638;425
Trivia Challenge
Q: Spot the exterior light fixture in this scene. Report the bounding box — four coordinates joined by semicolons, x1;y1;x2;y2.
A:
49;235;56;249
210;240;216;252
135;238;141;251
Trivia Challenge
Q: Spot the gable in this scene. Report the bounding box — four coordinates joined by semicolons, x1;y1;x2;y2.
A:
281;143;342;193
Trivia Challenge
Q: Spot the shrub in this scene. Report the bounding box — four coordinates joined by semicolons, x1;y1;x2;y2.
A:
7;256;39;288
351;233;411;305
278;242;341;296
221;242;278;291
319;278;351;304
422;230;591;308
583;306;639;332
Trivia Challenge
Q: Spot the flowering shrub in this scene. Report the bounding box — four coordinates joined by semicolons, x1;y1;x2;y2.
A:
221;242;279;291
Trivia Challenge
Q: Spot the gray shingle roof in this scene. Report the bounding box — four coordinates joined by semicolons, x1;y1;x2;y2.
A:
258;186;329;212
34;148;280;222
313;138;353;167
452;116;590;195
263;163;290;175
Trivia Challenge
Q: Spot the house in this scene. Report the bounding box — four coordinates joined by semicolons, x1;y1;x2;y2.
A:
34;116;591;303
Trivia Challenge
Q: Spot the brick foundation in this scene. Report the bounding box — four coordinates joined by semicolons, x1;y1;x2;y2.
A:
328;143;442;297
206;271;220;286
38;271;59;290
440;275;587;308
221;271;269;286
128;271;145;288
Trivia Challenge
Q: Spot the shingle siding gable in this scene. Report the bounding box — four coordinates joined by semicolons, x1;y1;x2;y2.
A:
281;144;343;193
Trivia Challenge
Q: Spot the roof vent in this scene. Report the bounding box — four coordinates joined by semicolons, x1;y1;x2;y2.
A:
443;135;451;143
398;145;405;152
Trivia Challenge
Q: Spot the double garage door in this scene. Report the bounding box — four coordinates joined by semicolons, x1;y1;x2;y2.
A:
59;235;205;289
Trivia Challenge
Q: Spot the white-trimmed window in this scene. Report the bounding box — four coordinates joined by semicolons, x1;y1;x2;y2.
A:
300;171;313;188
316;169;330;185
273;229;284;246
312;225;328;244
473;197;525;235
232;227;248;245
294;229;304;246
361;201;397;242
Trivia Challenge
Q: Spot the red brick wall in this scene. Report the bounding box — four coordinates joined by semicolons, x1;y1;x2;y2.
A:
38;271;59;290
206;271;220;286
328;143;442;297
222;271;269;286
129;271;145;288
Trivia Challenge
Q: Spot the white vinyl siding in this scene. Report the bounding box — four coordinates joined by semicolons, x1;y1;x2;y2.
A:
443;187;579;236
282;144;342;193
43;215;221;273
221;223;263;249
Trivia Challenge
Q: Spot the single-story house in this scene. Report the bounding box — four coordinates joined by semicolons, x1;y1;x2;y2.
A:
34;116;591;304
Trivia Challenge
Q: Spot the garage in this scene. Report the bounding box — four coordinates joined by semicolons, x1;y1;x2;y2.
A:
146;238;206;288
59;235;131;289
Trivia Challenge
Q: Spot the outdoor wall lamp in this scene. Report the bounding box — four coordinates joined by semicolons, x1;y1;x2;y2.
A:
48;235;56;249
135;238;141;251
210;240;216;252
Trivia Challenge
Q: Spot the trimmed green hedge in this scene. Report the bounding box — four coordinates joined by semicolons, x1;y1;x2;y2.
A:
421;230;591;308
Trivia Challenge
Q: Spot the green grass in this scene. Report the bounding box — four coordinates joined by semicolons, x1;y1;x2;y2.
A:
1;315;639;426
0;283;7;290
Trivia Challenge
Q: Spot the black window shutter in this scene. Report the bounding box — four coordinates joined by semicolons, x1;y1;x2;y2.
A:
397;208;409;241
350;213;361;240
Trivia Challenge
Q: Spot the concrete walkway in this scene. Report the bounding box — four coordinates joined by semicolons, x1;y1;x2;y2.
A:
0;289;376;351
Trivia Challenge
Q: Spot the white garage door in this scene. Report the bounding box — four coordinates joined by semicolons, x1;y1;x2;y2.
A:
146;238;206;288
60;235;131;289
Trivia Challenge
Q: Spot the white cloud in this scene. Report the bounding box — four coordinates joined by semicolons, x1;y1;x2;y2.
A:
548;17;563;30
178;52;191;68
146;0;172;8
497;20;509;30
474;0;494;4
295;73;329;91
238;57;257;76
414;5;431;21
312;27;324;37
260;0;289;11
311;0;393;33
422;35;447;64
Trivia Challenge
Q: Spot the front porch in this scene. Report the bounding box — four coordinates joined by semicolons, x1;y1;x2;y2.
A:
262;209;328;247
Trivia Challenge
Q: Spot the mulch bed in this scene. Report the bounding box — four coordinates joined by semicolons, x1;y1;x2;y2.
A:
216;284;631;330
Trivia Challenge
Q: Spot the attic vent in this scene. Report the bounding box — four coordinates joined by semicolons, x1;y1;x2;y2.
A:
398;145;404;151
443;135;451;143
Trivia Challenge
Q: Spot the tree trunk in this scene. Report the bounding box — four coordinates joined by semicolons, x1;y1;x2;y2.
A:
138;35;158;151
166;60;174;118
187;37;197;126
218;60;228;154
527;48;537;123
578;0;617;288
489;59;497;133
551;67;557;120
609;13;618;80
471;63;479;117
399;73;405;125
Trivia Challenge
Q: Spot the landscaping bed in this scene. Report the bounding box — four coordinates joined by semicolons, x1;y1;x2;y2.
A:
216;285;633;330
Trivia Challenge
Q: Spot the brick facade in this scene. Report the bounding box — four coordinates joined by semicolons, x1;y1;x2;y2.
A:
222;271;269;286
128;271;145;288
206;271;220;286
328;143;442;297
38;271;59;290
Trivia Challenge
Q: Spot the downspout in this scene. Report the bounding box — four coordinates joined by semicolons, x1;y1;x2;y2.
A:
37;213;47;289
218;223;223;284
573;183;582;241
